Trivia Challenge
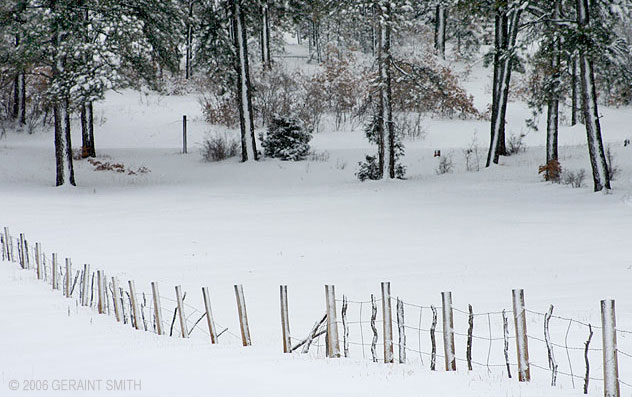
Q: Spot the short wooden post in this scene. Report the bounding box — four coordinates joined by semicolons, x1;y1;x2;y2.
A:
23;239;29;269
512;289;531;381
151;282;164;335
64;259;71;297
202;287;218;343
324;284;340;358
442;291;456;371
81;264;91;305
97;270;105;314
601;299;620;397
234;284;251;346
280;285;291;353
396;297;406;364
182;115;188;154
112;277;122;322
52;253;58;290
175;285;189;338
128;280;141;330
382;281;394;363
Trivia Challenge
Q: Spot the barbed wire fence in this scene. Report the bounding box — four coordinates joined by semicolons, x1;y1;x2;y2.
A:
2;227;631;396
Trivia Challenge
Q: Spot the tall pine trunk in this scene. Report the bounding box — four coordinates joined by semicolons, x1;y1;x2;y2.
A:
185;1;193;79
260;0;271;69
376;1;394;179
232;0;258;161
486;7;520;166
434;3;447;60
576;0;610;191
545;2;561;164
53;99;75;186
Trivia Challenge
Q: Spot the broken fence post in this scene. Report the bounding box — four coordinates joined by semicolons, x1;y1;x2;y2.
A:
397;297;406;364
512;289;531;382
442;291;456;371
202;286;218;343
151;282;164;335
382;281;394;364
280;285;291;353
235;284;251;346
601;299;620;397
324;284;340;358
175;285;189;338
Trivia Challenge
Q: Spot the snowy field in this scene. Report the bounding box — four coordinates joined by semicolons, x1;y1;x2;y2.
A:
1;60;632;396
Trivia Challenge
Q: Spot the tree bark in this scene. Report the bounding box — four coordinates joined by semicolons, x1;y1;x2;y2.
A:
376;1;394;179
185;0;193;79
576;0;610;191
434;3;447;60
232;0;258;161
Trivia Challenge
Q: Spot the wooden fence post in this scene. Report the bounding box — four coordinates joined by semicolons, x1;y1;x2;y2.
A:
512;289;531;382
324;284;340;358
97;270;105;314
19;233;25;268
23;239;29;269
397;297;406;364
442;291;456;371
280;285;291;353
129;280;141;330
151;282;164;335
234;284;251;346
202;287;218;343
382;281;394;364
182;115;188;154
52;253;58;290
35;243;41;279
64;259;71;297
2;227;8;261
601;299;620;397
112;277;122;322
175;285;189;338
81;264;91;305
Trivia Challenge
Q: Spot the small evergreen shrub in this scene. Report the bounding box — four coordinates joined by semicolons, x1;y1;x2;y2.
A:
260;115;312;161
356;114;406;181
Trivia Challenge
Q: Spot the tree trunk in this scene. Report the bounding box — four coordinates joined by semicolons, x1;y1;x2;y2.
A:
185;1;193;79
486;7;520;167
54;100;75;186
434;3;447;60
260;0;271;69
19;72;26;126
81;104;88;157
232;0;258;161
546;2;561;164
576;0;610;191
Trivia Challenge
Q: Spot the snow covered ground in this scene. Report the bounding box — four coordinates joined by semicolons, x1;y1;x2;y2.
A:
1;55;632;396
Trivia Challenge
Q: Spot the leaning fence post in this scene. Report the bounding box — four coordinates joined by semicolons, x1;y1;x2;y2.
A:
151;282;164;335
601;299;620;397
202;287;218;343
382;281;394;364
324;284;340;358
280;285;291;353
128;280;141;330
175;285;189;338
235;284;251;346
112;277;122;322
442;291;456;371
2;227;8;261
512;289;531;382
